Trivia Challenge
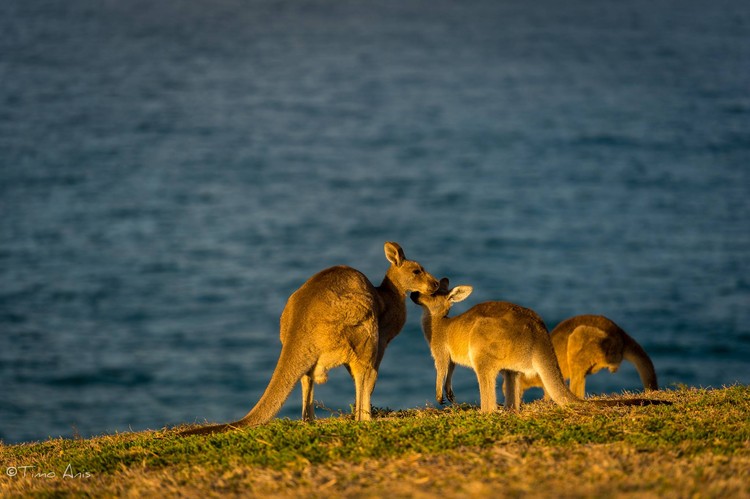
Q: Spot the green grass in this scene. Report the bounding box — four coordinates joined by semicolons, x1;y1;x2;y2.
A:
2;386;749;497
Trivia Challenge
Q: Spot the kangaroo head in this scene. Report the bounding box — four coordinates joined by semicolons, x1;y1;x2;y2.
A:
410;277;473;317
384;241;440;295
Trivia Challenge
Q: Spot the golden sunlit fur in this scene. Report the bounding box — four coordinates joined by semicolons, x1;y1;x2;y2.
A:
181;242;439;435
411;279;579;412
412;280;668;412
518;315;658;398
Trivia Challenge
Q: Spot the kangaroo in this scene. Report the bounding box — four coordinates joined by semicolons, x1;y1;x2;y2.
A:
518;315;658;399
411;279;668;412
181;242;439;436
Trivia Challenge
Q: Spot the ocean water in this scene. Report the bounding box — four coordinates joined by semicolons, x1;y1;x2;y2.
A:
1;0;748;444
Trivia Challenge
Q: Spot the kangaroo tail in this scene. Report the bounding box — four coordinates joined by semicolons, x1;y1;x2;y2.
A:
588;397;672;407
532;347;580;406
621;333;658;391
179;421;246;436
180;344;315;436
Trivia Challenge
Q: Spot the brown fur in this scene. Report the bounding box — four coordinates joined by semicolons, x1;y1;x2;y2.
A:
519;315;658;398
411;279;579;412
412;280;669;412
181;242;439;435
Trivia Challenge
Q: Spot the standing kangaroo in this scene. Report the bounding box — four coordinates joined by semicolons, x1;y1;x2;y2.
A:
518;315;658;398
180;242;439;435
411;279;667;412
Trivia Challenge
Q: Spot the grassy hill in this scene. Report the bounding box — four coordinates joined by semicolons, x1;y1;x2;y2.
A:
2;385;748;497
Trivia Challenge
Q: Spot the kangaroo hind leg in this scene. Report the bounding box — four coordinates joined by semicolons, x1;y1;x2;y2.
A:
350;363;377;421
475;366;498;413
301;373;315;421
502;370;521;411
568;369;587;399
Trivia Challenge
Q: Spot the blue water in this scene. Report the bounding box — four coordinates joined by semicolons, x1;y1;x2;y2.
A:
1;0;749;444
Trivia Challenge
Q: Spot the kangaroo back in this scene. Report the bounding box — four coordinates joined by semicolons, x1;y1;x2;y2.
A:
621;333;658;391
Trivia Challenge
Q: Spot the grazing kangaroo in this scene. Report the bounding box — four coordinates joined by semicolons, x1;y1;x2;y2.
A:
518;315;658;398
181;242;439;436
411;279;668;412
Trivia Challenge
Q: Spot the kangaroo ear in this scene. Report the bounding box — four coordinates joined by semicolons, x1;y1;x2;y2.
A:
438;277;450;291
384;242;405;267
448;285;473;303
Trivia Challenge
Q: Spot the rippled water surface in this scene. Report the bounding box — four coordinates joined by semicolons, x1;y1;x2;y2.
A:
1;0;749;443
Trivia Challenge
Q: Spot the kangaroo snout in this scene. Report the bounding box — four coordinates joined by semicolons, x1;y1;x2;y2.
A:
409;272;440;295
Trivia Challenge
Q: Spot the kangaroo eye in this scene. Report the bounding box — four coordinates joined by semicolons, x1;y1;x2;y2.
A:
413;269;422;275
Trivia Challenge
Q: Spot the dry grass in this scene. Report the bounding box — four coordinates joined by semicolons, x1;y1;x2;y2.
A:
2;386;749;498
